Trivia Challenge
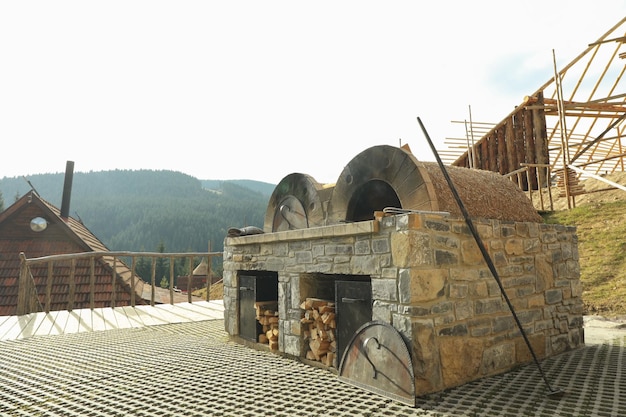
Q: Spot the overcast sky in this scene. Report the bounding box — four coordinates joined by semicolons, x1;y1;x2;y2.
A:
1;1;624;185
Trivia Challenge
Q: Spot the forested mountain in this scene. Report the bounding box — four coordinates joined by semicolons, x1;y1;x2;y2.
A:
201;179;275;196
0;170;273;254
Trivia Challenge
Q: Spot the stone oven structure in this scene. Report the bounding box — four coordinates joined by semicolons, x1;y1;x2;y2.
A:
223;145;583;401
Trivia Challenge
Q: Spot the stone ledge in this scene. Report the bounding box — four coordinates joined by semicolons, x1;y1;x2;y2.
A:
225;220;379;246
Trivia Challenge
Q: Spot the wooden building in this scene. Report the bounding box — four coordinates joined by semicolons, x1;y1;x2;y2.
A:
0;191;147;316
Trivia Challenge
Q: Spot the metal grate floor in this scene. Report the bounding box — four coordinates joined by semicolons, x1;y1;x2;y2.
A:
0;320;624;416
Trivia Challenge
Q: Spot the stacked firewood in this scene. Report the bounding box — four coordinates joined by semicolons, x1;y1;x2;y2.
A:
300;298;337;368
255;301;279;351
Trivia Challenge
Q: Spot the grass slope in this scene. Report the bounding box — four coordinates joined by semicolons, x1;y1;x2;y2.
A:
543;199;626;316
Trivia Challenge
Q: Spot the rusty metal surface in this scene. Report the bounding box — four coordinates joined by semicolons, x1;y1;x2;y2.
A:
325;145;437;224
263;173;330;232
338;321;416;406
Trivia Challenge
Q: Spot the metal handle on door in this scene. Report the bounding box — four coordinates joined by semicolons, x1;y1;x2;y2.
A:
342;297;365;303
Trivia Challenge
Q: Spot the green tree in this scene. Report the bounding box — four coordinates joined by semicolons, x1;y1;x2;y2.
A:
0;189;4;212
135;256;149;283
155;241;169;286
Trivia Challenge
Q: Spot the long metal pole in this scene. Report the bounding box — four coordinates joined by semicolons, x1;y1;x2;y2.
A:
416;117;562;397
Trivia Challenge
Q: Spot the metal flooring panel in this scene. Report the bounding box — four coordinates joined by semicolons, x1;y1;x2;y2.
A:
0;320;624;416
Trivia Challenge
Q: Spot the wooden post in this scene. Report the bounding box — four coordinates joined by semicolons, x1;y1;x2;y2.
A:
187;256;193;303
205;243;212;302
111;257;117;308
523;108;537;189
532;91;550;187
68;258;76;312
513;112;527;190
497;127;507;175
17;252;39;315
169;256;175;305
89;257;95;309
487;133;497;172
130;256;136;307
504;117;522;188
46;261;53;313
151;257;156;306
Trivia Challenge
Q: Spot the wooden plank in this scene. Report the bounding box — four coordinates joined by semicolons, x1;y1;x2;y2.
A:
100;307;119;330
90;308;109;332
497;127;507;174
174;301;224;321
118;305;145;328
78;308;94;333
112;307;134;329
133;305;170;326
156;303;205;322
180;302;221;320
152;304;193;324
48;310;69;336
0;315;31;340
523;108;538;189
15;312;49;339
63;311;82;334
0;301;227;341
34;310;61;336
0;315;12;328
506;118;518;181
0;316;19;339
203;300;226;320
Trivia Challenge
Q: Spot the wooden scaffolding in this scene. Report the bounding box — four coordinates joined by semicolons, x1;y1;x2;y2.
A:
441;17;626;210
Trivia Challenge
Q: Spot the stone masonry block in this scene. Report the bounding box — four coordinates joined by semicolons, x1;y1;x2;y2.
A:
434;235;459;249
435;249;458;266
454;300;473;321
371;278;398;302
504;238;524;256
480;342;515;375
295;251;313;264
325;244;354;256
312;244;324;258
372;238;390;254
524;238;541;253
475;298;503;315
535;254;554;292
460;240;483;265
354;240;371;255
545;289;563;304
394;316;444;395
449;283;468;298
439;337;483;388
390;230;433;268
425;219;450;232
399;268;447;303
350;255;379;274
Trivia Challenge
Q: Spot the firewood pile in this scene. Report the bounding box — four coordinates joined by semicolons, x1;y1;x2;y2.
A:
300;298;337;368
255;301;279;351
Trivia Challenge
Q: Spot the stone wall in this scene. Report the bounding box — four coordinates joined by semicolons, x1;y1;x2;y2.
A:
223;212;583;395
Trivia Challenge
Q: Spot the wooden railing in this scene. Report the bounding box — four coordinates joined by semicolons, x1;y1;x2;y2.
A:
504;163;554;212
17;251;223;316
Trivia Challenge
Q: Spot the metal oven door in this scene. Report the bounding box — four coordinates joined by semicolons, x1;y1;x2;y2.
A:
335;280;372;364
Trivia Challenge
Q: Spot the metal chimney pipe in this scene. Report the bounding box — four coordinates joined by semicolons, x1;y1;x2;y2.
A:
60;161;74;218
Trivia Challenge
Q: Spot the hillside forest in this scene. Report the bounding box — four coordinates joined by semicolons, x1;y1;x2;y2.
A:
0;170;274;280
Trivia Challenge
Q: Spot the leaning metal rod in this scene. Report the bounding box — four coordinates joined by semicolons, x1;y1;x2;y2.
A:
416;117;562;397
